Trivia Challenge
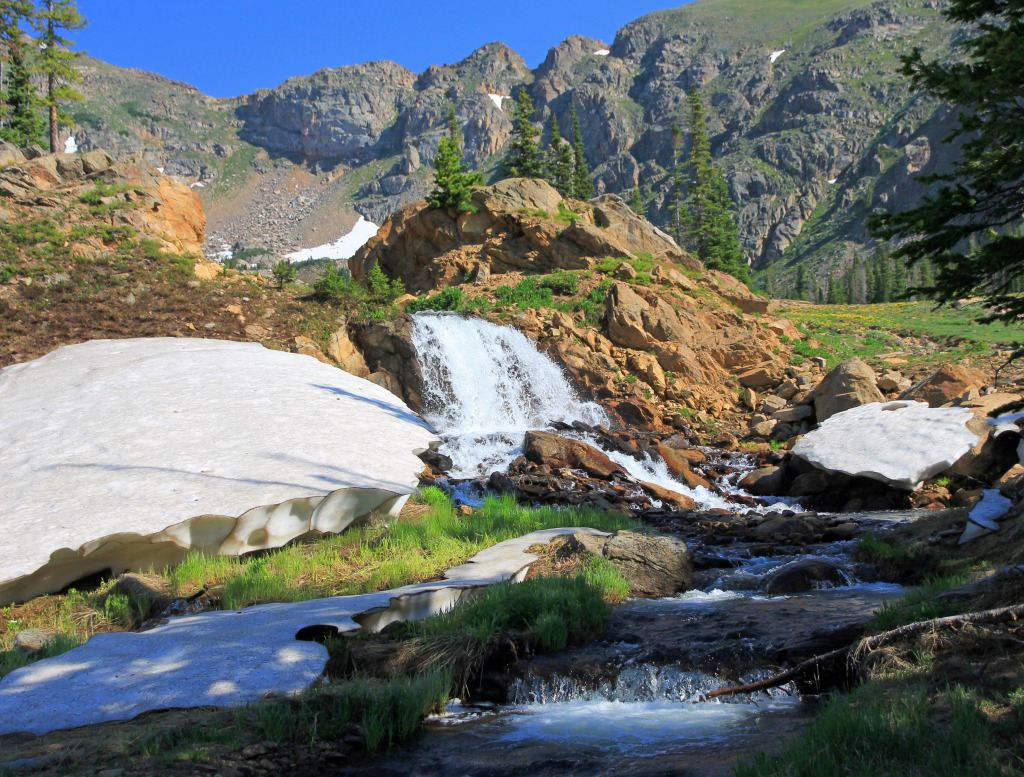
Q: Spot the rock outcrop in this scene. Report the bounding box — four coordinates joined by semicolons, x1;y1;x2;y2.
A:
343;180;786;423
0;142;205;255
349;179;699;293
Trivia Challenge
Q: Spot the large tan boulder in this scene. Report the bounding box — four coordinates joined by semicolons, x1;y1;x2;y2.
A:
900;364;989;407
805;357;884;423
522;430;624;479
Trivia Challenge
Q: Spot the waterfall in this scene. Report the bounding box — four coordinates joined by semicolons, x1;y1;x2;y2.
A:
410;312;607;477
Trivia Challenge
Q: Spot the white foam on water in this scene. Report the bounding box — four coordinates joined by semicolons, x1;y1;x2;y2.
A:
286;216;379;263
597;445;735;511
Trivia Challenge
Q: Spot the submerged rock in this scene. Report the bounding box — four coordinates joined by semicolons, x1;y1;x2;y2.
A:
791;401;979;490
764;559;849;595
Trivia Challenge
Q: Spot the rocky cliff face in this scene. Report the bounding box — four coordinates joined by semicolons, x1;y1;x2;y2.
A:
74;0;962;286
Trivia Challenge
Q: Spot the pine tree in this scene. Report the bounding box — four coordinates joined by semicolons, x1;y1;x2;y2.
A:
795;265;808;300
630;186;646;217
429;108;484;213
868;0;1024;324
0;45;44;146
33;0;86;153
570;102;593;200
545;113;574;198
0;0;35;133
826;271;839;304
503;87;543;179
668;124;684;243
680;90;747;282
845;268;856;305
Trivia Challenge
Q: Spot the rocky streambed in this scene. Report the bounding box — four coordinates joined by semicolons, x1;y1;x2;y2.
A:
353;512;910;777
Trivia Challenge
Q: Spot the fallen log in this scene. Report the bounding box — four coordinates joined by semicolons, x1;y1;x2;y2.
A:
698;602;1024;701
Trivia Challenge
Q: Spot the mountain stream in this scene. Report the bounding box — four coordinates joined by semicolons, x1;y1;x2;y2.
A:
389;313;910;776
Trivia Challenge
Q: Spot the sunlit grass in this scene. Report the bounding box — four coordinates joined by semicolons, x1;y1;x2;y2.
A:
0;488;637;678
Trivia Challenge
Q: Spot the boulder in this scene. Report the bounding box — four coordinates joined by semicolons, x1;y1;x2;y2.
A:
900;364;989;407
567;530;693;597
764;559;849;595
739;466;786;496
791;401;979;490
806;358;884;423
638;480;698;510
523;430;624;480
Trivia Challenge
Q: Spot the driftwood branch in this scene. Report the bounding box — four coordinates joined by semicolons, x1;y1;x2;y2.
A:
698;603;1024;702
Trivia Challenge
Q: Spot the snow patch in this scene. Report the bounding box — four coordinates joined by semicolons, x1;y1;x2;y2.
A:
189;182;205;188
63;136;77;154
828;178;838;184
593;49;611;56
156;167;165;174
770;49;786;63
285;216;380;263
0;338;437;605
488;94;511;109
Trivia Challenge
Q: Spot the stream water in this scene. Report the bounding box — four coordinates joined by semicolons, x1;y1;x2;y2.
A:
392;313;910;776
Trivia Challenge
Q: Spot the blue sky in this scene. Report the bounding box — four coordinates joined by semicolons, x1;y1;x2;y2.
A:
74;1;689;98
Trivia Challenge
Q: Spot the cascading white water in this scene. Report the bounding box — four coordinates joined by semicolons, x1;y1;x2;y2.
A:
411;312;608;477
410;312;761;510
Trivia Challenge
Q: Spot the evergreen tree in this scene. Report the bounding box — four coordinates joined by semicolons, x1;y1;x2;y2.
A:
845;267;856;305
668;123;684;244
428;108;484;213
0;0;34;133
503;87;543;179
545;113;574;198
920;256;935;290
795;265;808;300
868;0;1024;324
826;271;839;304
0;45;44;146
570;102;593;200
892;254;909;299
33;0;86;153
630;186;646;217
680;90;747;282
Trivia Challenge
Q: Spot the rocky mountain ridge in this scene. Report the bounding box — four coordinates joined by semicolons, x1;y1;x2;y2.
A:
71;0;963;289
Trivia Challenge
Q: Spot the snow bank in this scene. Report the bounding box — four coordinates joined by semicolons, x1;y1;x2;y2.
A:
770;49;786;63
488;93;511;109
63;136;78;154
594;49;610;56
0;338;437;605
0;527;608;735
285;216;380;263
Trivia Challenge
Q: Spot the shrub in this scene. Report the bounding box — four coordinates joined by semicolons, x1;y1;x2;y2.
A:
539;269;580;296
406;287;463;313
